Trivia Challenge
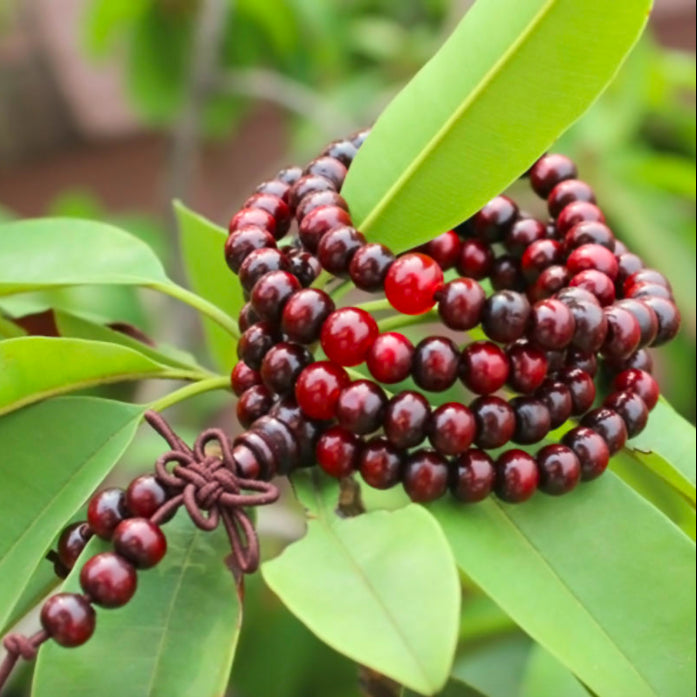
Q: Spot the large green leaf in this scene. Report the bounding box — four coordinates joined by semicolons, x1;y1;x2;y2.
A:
0;218;169;295
0;337;203;417
342;0;652;249
33;512;242;697
262;472;461;695
520;646;590;697
0;397;143;631
174;201;244;371
432;473;696;697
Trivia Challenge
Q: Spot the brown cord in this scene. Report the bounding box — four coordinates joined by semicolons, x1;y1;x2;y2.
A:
144;410;279;575
0;630;48;691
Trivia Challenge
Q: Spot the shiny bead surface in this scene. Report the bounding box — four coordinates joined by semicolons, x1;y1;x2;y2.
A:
80;552;137;608
384;391;431;449
494;450;539;503
385;253;444;315
320;308;379;367
87;488;128;541
336;380;388;435
367;333;414;384
316;427;361;478
359;438;403;490
41;593;96;648
460;341;510;395
295;362;350;421
403;450;449;502
472;396;516;449
113;518;167;569
451;450;496;503
428;403;476;455
536;444;581;496
412;336;460;392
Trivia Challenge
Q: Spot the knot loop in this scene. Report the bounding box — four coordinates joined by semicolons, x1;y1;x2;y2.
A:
3;634;40;661
144;411;279;574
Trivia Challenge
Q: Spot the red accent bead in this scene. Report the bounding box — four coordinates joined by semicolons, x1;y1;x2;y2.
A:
237;384;274;428
438;278;485;330
562;426;610;481
423;231;461;269
471;396;516;449
567;244;619;280
412;336;460;392
403;450;449;502
126;475;168;520
494;450;539;503
556;201;605;235
385;253;444;315
547;179;596;217
536;444;581;496
473;196;518;242
87;488;128;540
57;522;92;571
80;552;137;608
261;343;313;394
317;226;366;276
530;154;578;197
614;369;659;411
251;270;301;323
460;341;510;395
299;204;352;252
367;333;414;384
349;243;395;292
581;408;628;455
521;239;563;282
481;291;531;343
224;227;276;273
316;427;360;478
229;208;276;236
231;361;262;397
295;362;350;420
505;217;546;256
244;193;291;238
359;437;404;489
40;593;96;647
604;391;649;438
563;221;615;253
113;518;167;569
336;380;388;435
529;299;576;350
602;306;642;359
384;391;431;449
320;308;378;367
281;289;335;345
511;397;551;445
451;450;496;503
428;403;476;455
506;342;548;393
457;239;495;280
569;269;616;306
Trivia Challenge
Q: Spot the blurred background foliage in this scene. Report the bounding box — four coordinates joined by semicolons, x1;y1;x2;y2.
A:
0;3;694;694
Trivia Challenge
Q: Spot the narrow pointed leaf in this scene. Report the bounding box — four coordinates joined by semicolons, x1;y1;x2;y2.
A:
174;201;244;371
342;0;652;250
0;397;143;631
521;646;590;697
0;337;201;416
432;473;696;697
262;472;460;695
33;513;242;697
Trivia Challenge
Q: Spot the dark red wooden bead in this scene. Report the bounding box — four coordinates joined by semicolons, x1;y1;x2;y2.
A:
457;239;495;280
322;139;358;166
494;450;539;503
317;226;366;276
530;154;578;197
250;270;301;323
614;369;659;411
423;231;461;270
304;156;348;189
547;179;596;218
604;391;649;438
244;192;291;238
460;341;510;395
471;396;516;449
614;299;658;349
556;201;605;235
287;250;321;287
616;253;644;285
602;306;642;359
565;299;608;353
473;196;518;242
563;221;616;253
277;166;303;186
384;391;431;449
352;128;371;147
231;361;261;397
269;398;324;466
428;402;476;455
403;450;449;502
510;397;551;445
281;288;335;345
604;348;654;375
349;243;395;291
296;191;348;224
535;379;573;428
238;303;260;333
298;205;352;253
320;307;379;367
126;475;168;520
565;348;598;377
239;248;289;293
40;593;96;647
581;407;628;455
641;297;681;346
490;255;526;292
521;239;563;282
528;265;570;302
385;253;444;315
80;552;137;608
506;342;548;394
57;522;92;571
295;362;350;421
256;179;292;205
412;336;460;392
359;437;404;490
316;427;361;478
336;380;388;435
237;321;277;370
437;278;485;330
224;227;276;273
623;269;671;294
237;385;274;428
555;286;601;307
505;217;546;256
536;444;581;496
625;282;673;301
113;518;167;569
87;488;128;541
567;244;619;280
289;174;336;210
562;426;610;481
367;333;414;384
569;269;616;306
261;343;313;394
529;299;576;350
451;450;496;503
229;208;276;237
558;367;596;415
481;291;531;343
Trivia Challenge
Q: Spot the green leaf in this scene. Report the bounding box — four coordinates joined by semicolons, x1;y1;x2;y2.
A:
262;471;461;695
0;337;203;417
174;201;245;371
521;646;590;697
33;512;242;697
432;473;696;697
0;218;169;296
0;397;143;631
342;0;652;250
0;315;26;338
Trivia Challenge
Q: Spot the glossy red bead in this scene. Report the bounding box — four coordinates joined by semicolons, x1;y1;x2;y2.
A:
229;208;276;237
298;205;352;253
423;230;461;269
287;249;321;288
457;239;495;280
349;243;395;291
603;391;649;438
494;450;539;503
506;342;548;393
277;165;303;186
255;179;292;205
385;253;444;315
581;408;628;455
557;367;596;415
113;518;167;569
366;333;414;384
641;297;681;346
471;396;516;449
40;593;96;648
231;361;261;397
460;341;510;395
481;291;531;343
239;248;289;293
57;522;92;571
614;369;659;411
87;488;128;541
281;288;335;345
412;336;460;392
473;196;518;242
296;190;348;222
237;384;274;428
317;226;366;276
244;192;291;238
336;380;388;435
563;221;615;253
530;154;578;197
569;269;616;306
614;299;658;349
567;300;608;353
529;299;576;350
535;379;573;429
224;227;276;273
359;437;404;490
295;362;350;420
536;444;581;496
384;391;431;450
437;278;485;330
289;174;336;210
521;239;563;282
451;450;496;503
567;244;619;280
80;552;137;608
304;156;347;189
428;403;476;455
261;343;313;394
490;255;526;292
237;321;277;370
556;201;605;235
528;265;570;302
322;139;358;166
403;450;449;502
562;426;610;481
126;475;168;520
320;307;379;367
623;269;671;294
316;427;361;478
547;179;596;217
250;270;301;323
505;217;546;256
511;397;551;445
602;306;642;359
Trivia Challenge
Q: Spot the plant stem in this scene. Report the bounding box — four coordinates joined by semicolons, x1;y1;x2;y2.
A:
356;298;391;313
148;376;231;412
154;283;240;339
378;309;439;333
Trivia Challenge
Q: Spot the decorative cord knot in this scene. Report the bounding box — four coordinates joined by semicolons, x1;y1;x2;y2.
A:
144;410;279;575
2;634;41;661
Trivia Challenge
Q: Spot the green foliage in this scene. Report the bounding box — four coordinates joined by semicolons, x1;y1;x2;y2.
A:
263;472;461;695
0;398;143;632
33;512;242;697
